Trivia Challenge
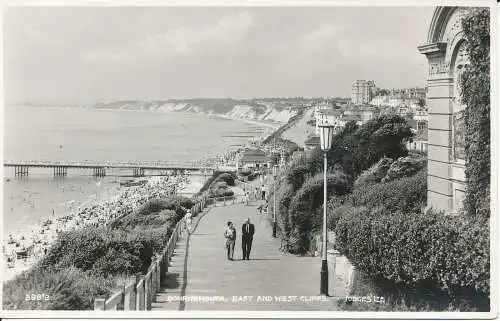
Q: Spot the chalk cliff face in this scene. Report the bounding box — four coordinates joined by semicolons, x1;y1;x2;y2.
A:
92;99;298;124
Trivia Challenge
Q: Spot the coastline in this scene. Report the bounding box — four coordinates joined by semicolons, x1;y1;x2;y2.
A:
2;173;198;283
70;105;283;131
2;107;287;283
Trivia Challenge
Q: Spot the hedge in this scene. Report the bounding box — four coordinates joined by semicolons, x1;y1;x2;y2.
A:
335;208;490;311
285;170;351;254
351;169;427;214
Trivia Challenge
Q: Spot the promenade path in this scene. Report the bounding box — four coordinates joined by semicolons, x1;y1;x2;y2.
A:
152;191;345;311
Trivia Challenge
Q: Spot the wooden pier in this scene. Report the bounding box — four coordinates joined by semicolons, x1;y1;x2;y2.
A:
14;165;29;177
4;160;217;178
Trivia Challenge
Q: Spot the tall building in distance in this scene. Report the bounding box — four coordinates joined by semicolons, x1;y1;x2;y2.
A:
351;80;376;105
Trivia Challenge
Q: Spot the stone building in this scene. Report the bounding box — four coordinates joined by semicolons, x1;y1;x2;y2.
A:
418;7;470;214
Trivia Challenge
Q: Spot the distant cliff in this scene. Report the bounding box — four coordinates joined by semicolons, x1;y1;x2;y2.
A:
92;99;299;124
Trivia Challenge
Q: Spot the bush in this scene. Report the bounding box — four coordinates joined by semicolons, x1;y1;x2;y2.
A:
326;195;351;231
207;181;234;198
110;196;188;229
307;115;413;180
38;222;176;277
117;209;178;229
354;157;393;188
3;267;115;310
198;170;235;194
286;170;351;254
352;169;427;214
135;197;191;216
382;156;426;183
286;164;309;191
4;193;189;310
216;172;236;186
335;208;490;311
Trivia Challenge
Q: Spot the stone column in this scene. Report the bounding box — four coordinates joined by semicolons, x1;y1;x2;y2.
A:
418;42;454;213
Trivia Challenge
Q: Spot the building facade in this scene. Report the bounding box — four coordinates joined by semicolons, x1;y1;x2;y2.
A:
418;7;469;214
351;80;376;105
314;109;343;135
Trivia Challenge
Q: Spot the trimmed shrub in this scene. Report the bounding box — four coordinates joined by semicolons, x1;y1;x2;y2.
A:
352;169;427;214
335;208;490;311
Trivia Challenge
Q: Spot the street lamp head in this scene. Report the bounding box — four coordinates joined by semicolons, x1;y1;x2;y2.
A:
318;123;335;152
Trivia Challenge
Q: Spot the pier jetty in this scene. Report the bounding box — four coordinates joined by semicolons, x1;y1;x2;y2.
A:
4;160;217;177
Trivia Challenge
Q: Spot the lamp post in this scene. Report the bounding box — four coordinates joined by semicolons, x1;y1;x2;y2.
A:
272;164;278;238
318;123;335;296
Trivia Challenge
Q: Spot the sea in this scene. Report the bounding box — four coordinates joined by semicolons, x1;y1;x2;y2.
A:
2;105;275;237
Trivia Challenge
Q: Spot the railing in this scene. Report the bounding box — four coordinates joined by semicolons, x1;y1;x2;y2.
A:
94;216;185;311
93;192;245;310
4;159;217;170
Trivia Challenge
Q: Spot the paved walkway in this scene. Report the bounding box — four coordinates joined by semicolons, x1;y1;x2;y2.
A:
152;199;345;311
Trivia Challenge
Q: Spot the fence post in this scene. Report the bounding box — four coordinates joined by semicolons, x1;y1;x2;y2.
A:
151;265;157;302
145;273;151;310
133;274;140;310
122;283;128;311
94;298;106;311
159;254;165;285
136;274;145;310
156;260;161;293
164;251;169;276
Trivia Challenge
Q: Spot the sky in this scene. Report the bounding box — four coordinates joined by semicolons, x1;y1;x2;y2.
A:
3;6;435;104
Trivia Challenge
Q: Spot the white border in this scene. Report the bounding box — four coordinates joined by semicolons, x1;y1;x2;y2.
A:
0;0;498;319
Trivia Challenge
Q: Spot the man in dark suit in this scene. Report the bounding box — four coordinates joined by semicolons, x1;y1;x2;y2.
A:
242;218;255;260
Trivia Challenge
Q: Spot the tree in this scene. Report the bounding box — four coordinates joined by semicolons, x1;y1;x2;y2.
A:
460;8;490;217
307;115;413;182
351;114;413;174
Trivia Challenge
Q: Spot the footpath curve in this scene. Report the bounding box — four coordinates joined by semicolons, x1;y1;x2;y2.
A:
151;195;345;311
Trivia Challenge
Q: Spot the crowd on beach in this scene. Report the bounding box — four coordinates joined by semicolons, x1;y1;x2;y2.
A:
2;136;269;279
2;173;189;275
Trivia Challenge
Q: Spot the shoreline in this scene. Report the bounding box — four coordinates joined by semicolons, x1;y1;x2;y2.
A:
2;109;286;283
2;173;197;283
15;104;284;131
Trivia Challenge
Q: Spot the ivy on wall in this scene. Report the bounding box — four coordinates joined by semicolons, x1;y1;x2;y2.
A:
460;8;490;218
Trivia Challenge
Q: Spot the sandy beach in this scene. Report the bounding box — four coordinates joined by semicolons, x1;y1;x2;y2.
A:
2;173;196;283
2;130;260;283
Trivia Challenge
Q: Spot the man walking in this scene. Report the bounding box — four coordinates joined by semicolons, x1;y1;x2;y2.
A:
224;221;236;260
241;218;255;260
261;184;266;200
